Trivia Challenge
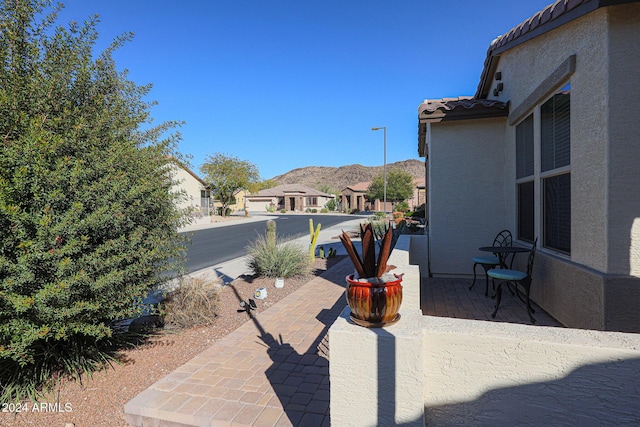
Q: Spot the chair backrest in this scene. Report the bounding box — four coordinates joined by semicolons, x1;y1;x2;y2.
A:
525;238;538;276
493;230;512;248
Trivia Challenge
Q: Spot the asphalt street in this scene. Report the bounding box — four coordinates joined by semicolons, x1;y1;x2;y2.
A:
180;214;364;274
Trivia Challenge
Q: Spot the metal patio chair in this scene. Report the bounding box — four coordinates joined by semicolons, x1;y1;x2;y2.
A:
488;238;538;323
470;229;512;296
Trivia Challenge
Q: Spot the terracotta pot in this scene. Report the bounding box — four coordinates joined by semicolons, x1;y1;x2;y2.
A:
345;274;403;327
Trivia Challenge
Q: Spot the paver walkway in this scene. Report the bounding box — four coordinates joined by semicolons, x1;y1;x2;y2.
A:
125;248;563;426
125;257;354;427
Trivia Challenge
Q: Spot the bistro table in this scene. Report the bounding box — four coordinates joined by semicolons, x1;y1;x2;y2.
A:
478;245;531;269
478;245;532;297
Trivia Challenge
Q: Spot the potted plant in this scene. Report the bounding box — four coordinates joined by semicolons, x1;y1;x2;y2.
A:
339;223;403;327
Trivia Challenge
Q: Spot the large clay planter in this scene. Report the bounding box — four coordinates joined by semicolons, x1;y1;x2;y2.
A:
345;274;403;327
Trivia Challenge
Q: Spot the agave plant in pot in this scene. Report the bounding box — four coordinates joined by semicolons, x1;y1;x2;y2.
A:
339;222;404;328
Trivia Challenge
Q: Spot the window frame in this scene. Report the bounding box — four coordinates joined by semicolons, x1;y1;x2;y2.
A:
539;83;571;255
515;113;535;243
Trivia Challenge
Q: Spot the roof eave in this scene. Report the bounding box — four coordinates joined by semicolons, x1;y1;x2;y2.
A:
474;0;640;98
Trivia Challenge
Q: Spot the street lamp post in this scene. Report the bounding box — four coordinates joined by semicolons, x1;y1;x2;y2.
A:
371;126;386;213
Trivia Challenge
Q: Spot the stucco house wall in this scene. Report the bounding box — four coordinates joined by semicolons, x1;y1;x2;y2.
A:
494;5;640;331
170;163;209;215
245;196;277;213
497;7;609;272
607;5;640;277
340;187;368;212
419;2;640;332
428;118;506;275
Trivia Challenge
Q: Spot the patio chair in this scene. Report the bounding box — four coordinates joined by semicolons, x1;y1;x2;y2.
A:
469;230;512;296
488;238;538;323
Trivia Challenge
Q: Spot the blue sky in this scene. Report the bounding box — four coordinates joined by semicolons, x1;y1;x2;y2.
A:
54;0;553;180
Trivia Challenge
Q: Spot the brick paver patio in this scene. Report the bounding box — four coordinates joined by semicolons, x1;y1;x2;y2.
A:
124;258;353;427
421;275;562;327
125;255;562;426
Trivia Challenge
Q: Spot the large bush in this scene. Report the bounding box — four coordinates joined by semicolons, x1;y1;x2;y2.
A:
0;1;188;399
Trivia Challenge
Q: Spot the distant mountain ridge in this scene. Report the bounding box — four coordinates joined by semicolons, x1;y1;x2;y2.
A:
271;159;424;193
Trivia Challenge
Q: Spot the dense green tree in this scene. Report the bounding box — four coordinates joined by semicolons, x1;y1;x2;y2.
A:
200;153;259;217
0;0;188;399
367;169;414;209
248;178;278;194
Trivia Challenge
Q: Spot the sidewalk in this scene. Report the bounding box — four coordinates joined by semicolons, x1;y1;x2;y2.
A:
179;213;272;233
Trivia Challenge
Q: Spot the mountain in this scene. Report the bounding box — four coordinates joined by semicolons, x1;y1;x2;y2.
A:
270;159;424;193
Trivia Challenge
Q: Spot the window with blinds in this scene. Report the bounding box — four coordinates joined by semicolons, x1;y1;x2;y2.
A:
516;114;535;243
541;88;570;172
541;83;571;254
518;181;535;243
516;114;534;179
543;174;571;253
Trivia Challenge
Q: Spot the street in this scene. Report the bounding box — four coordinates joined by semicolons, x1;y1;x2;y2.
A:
180;214;361;273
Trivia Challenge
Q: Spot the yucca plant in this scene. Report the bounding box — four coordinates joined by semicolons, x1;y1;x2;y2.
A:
339;222;401;278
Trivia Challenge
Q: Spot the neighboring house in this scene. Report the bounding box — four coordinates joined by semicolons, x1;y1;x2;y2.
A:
411;177;426;211
341;179;424;213
170;161;211;217
245;184;334;212
340;182;371;212
417;0;640;332
212;188;248;214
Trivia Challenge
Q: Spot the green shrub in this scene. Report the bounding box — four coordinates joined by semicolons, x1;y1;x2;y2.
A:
324;199;336;211
247;236;311;278
320;208;329;213
374;211;386;218
216;207;232;216
367;217;389;238
162;277;221;328
395;201;410;212
0;2;187;401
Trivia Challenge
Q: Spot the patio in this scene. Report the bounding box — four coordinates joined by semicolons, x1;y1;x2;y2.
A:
421;275;562;327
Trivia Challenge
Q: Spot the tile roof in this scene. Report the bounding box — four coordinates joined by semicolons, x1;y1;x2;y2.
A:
418;97;509;122
490;0;590;53
253;184;333;198
418;0;640;153
343;181;370;192
475;0;640;98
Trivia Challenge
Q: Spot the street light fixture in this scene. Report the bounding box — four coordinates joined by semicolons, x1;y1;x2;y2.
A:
371;126;386;213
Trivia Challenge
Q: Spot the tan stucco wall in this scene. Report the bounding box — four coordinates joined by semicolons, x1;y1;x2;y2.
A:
484;5;640;331
330;236;424;426
428;118;506;276
421;5;640;330
423;316;640;425
606;4;640;276
330;236;640;425
171;165;206;212
492;4;640;277
495;8;609;272
246;197;277;212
